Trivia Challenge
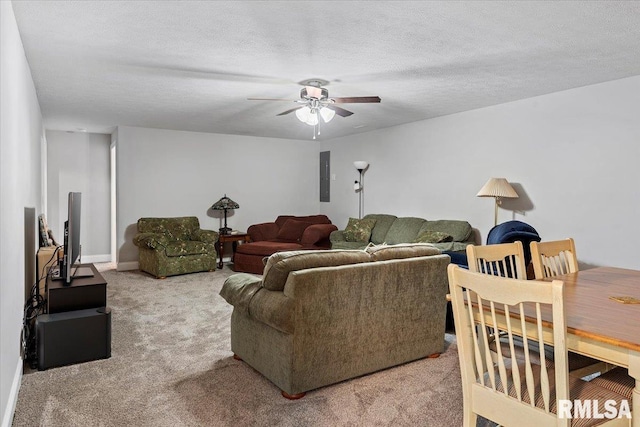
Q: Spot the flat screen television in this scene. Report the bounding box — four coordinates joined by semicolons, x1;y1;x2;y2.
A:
61;192;83;284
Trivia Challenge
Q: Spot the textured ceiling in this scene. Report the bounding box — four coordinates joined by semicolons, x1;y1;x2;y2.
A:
11;1;640;140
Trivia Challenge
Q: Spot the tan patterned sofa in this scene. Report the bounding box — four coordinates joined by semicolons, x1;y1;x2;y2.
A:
133;216;218;278
220;244;450;398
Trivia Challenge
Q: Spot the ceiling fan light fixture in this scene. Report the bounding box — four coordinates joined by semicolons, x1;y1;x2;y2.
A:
249;80;380;138
319;107;335;123
306;110;319;126
295;106;311;123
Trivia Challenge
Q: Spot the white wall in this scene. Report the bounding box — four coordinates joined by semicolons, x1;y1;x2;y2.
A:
321;75;640;269
45;131;111;261
0;2;44;425
115;126;319;267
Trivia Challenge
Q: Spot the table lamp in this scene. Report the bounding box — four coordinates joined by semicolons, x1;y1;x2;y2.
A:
211;194;239;235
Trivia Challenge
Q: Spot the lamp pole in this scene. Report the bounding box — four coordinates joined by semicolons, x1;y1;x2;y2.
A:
353;161;369;219
357;169;364;219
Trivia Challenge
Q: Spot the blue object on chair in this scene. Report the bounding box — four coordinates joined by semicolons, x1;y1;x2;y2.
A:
486;220;541;265
444;220;541;331
445;220;541;269
445;251;470;269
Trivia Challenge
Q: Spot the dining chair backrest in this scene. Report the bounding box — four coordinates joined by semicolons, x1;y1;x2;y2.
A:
447;264;570;427
466;241;527;280
530;238;578;280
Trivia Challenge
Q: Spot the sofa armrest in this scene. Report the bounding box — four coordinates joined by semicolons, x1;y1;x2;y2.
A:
248;222;280;241
249;289;295;334
220;273;262;314
329;229;346;244
193;229;219;244
301;224;338;247
220;273;294;334
133;232;168;249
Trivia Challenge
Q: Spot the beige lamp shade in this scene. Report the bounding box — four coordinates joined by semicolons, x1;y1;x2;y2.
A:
476;178;518;199
477;178;518;226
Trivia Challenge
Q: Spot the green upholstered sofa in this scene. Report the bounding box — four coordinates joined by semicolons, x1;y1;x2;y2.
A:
220;244;450;398
330;214;476;253
133;216;219;278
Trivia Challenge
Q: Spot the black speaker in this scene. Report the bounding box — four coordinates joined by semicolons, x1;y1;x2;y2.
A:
36;307;111;370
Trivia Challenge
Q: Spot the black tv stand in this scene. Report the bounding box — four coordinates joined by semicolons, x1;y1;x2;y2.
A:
37;263;111;370
47;263;105;313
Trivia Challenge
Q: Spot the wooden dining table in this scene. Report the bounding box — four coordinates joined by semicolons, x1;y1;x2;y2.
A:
525;267;640;425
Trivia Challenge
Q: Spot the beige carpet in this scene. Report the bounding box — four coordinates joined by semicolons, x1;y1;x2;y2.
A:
12;264;470;426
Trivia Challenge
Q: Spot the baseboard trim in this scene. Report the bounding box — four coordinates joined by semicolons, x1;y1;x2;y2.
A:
1;358;22;427
82;254;112;264
117;261;138;271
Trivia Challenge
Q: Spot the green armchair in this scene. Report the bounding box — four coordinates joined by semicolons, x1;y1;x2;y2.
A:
133;216;219;278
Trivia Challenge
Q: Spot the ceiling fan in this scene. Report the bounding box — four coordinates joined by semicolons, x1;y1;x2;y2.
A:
248;79;381;139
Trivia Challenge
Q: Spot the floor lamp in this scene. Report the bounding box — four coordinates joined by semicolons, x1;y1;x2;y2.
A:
476;178;518;226
354;161;368;219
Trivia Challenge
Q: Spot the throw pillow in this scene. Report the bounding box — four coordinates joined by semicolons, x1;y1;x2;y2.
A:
413;230;453;244
343;217;377;243
276;219;312;242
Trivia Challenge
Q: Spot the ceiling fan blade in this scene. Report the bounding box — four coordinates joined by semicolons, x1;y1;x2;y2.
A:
331;96;381;104
326;105;354;117
247;97;296;101
277;106;304;116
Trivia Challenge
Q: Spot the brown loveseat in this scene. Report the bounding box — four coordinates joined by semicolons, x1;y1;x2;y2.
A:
220;244;450;398
232;215;337;274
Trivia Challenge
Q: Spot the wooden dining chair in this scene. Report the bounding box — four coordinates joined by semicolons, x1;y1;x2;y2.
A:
467;241;527;280
468;241;605;377
530;238;579;280
530;238;608;377
447;264;633;427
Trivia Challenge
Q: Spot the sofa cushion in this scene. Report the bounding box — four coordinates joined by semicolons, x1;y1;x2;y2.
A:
432;241;472;252
363;214;397;244
414;230;453;244
421;220;472;242
300;224;338;246
343;217;377;242
366;243;441;262
384;217;427;245
330;241;369;250
235;241;302;256
274;215;331;228
262;250;371;291
137;216;199;241
276;219;312;242
165;241;210;257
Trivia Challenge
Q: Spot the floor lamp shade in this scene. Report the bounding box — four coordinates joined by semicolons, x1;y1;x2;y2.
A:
477;178;518;226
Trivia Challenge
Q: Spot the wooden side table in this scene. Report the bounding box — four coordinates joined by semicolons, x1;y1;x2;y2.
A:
217;233;251;269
